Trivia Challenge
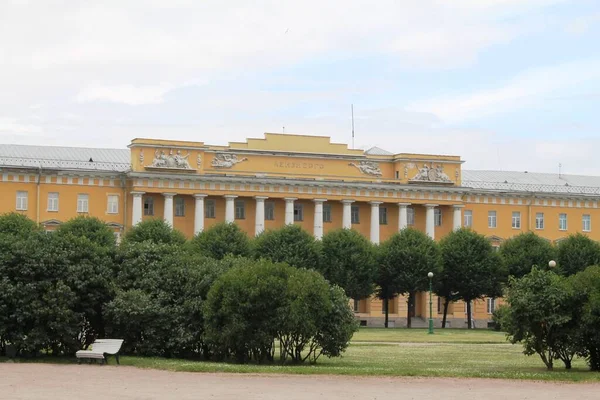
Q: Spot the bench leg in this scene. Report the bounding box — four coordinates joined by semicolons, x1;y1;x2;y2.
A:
116;354;120;365
77;359;81;365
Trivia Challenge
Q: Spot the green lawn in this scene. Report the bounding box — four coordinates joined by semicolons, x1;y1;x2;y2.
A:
5;329;600;382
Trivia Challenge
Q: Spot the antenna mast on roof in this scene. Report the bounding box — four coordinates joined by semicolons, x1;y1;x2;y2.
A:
351;104;355;149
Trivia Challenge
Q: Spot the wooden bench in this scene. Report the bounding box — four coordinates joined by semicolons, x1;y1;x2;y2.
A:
76;339;124;365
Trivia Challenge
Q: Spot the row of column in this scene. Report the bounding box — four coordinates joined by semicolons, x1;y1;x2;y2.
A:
131;192;464;243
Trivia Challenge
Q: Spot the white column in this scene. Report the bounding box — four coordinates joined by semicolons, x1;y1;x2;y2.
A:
313;199;326;239
370;201;383;244
341;200;354;229
425;204;438;239
224;195;237;223
254;196;268;236
193;194;207;235
163;193;176;227
131;191;145;226
284;198;297;225
453;205;464;231
398;202;410;231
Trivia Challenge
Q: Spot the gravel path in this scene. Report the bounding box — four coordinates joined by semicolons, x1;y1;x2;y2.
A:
2;363;599;400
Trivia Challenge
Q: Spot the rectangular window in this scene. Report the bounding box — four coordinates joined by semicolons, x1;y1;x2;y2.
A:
559;213;568;230
265;201;275;221
395;171;400;179
583;214;591;232
407;207;415;226
512;211;521;229
463;210;472;228
323;204;332;223
379;207;388;225
294;204;303;221
437;297;442;314
205;199;216;218
144;197;154;216
488;211;497;228
107;195;119;214
16;191;28;211
77;194;89;213
353;299;360;313
175;197;185;217
47;192;59;212
351;205;360;224
434;208;442;226
487;298;496;314
235;200;245;219
536;212;544;230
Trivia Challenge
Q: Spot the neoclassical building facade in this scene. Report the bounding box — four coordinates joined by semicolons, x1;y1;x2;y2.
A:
2;133;600;328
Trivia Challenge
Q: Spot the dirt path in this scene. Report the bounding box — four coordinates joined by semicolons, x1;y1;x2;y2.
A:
1;363;598;400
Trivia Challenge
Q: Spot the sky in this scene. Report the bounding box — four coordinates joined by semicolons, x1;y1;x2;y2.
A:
1;0;599;174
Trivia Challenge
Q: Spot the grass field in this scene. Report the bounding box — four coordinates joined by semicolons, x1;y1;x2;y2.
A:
5;328;600;382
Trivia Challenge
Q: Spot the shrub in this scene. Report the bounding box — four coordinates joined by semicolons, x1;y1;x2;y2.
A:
122;219;186;246
189;222;251;259
253;225;321;269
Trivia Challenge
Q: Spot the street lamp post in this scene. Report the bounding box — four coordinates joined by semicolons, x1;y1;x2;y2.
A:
428;272;434;334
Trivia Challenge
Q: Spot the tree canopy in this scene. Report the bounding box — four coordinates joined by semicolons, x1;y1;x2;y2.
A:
557;233;600;277
189;222;251;259
253;224;321;269
499;232;555;278
122;219;186;246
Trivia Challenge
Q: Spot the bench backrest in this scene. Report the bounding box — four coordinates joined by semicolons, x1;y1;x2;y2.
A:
91;339;124;354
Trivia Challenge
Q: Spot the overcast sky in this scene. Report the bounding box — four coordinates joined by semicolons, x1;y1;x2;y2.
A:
1;0;599;174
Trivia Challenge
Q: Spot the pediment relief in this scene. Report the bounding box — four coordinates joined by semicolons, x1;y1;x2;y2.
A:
408;162;453;184
211;153;248;168
145;149;197;172
349;161;382;177
42;219;62;226
487;235;504;243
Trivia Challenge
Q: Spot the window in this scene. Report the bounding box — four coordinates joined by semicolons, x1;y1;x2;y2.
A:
323;204;332;223
407;207;415;226
487;298;496;314
205;199;216;218
265;201;275;220
379;207;388;225
144;197;154;216
583;214;591;232
175;197;185;217
492;245;500;252
559;213;568;230
488;211;497;228
434;208;442;226
114;232;122;245
463;210;472;228
351;205;360;224
16;191;28;211
512;211;521;229
395;171;400;179
293;204;303;221
235;200;245;219
353;299;360;313
77;194;89;213
47;192;59;212
107;195;119;214
437;297;442;314
536;212;544;230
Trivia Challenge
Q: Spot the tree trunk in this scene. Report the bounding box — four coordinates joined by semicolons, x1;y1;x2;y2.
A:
407;292;414;329
442;298;450;328
466;300;472;329
384;297;389;328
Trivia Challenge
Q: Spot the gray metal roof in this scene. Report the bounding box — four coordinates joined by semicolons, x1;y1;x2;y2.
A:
364;146;393;156
462;170;600;195
0;144;130;172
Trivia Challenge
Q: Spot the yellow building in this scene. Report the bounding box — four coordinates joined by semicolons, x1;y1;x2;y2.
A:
2;133;597;328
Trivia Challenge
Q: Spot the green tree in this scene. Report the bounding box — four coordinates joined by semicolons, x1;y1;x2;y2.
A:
55;216;116;248
499;232;556;278
122;219;186;246
253;225;321;269
0;212;40;238
319;229;376;300
569;266;600;370
439;228;506;329
378;228;442;328
557;233;600;276
189;222;251;259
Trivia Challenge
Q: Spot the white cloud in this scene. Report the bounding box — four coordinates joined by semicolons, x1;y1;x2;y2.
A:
75;83;175;105
0;117;42;134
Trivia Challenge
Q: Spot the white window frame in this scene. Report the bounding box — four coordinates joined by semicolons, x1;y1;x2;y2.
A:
407;207;415;226
535;212;544;230
488;211;497;228
107;195;119;214
16;191;28;211
351;205;360;224
265;201;275;221
144;197;154;216
293;204;303;221
235;200;245;220
205;199;216;219
512;211;521;229
175;197;185;217
583;214;591;232
47;192;59;212
323;204;332;223
434;208;442;227
559;213;568;231
487;298;496;314
463;210;472;228
379;207;388;225
77;194;89;213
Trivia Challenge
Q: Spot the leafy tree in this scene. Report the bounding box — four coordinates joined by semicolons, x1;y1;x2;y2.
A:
253;225;321;270
122;219;186;246
0;212;40;238
569;266;600;370
499;232;556;278
502;268;578;369
439;228;506;329
378;228;442;328
55;216;116;248
319;229;376;300
189;222;251;259
557;233;600;276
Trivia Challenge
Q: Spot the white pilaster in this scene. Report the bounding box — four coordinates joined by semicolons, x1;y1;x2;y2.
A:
370;201;383;244
341;199;354;229
254;196;268;236
131;191;145;226
313;199;327;239
193;194;207;235
453;205;464;231
425;204;438;239
224;195;238;223
284;197;297;225
398;202;411;231
163;193;176;227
